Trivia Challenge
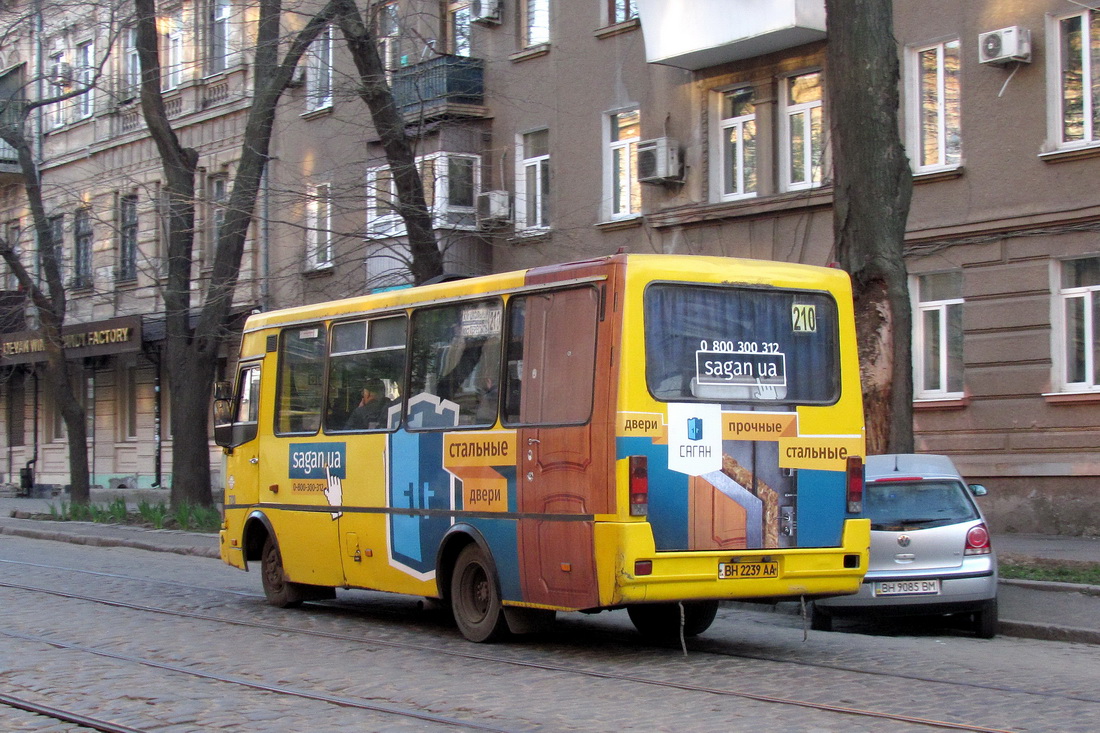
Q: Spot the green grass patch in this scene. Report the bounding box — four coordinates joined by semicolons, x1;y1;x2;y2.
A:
1000;557;1100;586
45;500;221;533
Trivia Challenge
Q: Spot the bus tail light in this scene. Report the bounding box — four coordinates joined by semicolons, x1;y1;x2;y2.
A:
629;455;648;516
846;455;864;514
965;523;992;555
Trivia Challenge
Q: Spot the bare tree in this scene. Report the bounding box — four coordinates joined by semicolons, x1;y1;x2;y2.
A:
825;0;914;454
133;0;337;507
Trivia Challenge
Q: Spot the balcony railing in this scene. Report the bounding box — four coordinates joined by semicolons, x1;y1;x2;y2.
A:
391;55;486;121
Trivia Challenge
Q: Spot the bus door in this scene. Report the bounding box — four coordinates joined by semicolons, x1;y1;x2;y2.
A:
219;363;261;569
508;286;608;609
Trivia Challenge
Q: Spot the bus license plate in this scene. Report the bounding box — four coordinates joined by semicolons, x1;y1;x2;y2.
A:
718;561;779;579
874;579;940;596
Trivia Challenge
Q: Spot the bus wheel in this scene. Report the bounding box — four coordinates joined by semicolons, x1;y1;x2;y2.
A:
451;544;508;643
627;600;719;639
260;536;304;608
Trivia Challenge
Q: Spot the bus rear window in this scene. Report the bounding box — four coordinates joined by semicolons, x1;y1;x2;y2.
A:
644;283;840;404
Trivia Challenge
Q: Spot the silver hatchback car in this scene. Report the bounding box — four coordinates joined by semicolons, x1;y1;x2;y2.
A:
812;454;998;638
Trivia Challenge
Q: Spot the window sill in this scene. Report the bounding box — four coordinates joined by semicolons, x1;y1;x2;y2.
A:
303;265;334;278
594;17;640;39
1043;391;1100;405
510;43;551;63
913;396;969;411
509;228;551;244
595;215;642;232
912;165;964;184
301;104;333;120
647;187;833;229
1039;143;1100;164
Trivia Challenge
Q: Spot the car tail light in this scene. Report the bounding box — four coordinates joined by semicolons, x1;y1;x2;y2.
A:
965;523;992;555
629;455;648;516
846;455;864;513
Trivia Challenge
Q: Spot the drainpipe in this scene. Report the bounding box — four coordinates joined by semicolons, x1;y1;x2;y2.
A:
153;356;161;487
261;166;270;311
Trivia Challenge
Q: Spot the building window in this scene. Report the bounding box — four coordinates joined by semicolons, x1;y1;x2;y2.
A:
73;208;93;289
1055;10;1100;146
75;41;94;120
124;28;141;100
367;154;481;235
609;0;637;25
525;0;550;47
208;0;232;74
163;16;184;90
118;194;138;281
517;129;550;231
306;182;333;269
449;2;472;57
606;110;640;219
376;2;401;74
119;366;139;440
38;216;61;287
1058;257;1100;391
47;50;66;129
914;271;964;398
5;220;21;290
208;175;227;260
7;370;25;447
911;39;961;171
305;24;333;112
717;87;757;200
781;70;825;191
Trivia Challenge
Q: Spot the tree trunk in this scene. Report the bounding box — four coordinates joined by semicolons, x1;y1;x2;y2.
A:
825;0;914;454
335;0;443;285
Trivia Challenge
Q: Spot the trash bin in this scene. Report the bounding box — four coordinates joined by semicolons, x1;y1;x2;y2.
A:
19;466;33;497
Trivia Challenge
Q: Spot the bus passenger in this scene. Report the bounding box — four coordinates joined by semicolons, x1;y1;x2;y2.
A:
345;379;387;430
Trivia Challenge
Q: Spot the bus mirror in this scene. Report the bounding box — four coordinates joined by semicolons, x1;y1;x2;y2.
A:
212;399;234;429
213;380;233;401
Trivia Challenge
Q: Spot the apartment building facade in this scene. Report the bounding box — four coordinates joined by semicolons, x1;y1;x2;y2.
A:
0;0;1097;534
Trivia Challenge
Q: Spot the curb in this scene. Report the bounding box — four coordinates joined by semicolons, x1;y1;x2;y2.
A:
999;577;1100;597
996;619;1100;646
0;523;220;559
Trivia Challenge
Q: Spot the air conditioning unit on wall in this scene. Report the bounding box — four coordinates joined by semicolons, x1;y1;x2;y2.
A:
477;190;511;226
471;0;502;24
638;137;682;184
979;26;1031;65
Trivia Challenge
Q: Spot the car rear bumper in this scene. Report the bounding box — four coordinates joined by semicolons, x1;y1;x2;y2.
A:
815;570;997;613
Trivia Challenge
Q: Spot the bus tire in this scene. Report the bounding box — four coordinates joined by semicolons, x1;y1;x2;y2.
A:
627;600;719;639
260;535;305;609
451;544;508;643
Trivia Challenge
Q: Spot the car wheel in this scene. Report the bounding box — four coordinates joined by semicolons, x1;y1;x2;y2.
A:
451;544;508;643
260;535;305;608
809;602;833;632
973;598;998;639
627;600;719;639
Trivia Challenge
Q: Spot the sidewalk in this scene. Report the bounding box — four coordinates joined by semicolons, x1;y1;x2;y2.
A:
2;496;1099;643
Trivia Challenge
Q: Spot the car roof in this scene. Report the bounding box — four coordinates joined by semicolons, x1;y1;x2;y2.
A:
865;453;965;482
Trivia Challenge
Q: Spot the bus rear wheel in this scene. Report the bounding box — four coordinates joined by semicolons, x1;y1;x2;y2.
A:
451;544;508;643
260;535;305;608
627;600;719;639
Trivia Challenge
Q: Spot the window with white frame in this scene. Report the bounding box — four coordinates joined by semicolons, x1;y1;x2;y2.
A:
716;87;757;200
47;50;66;129
1058;256;1100;391
163;16;183;90
516;130;550;231
914;271;964;398
449;2;472;57
911;39;960;171
606;109;640;219
306;182;333;268
208;0;232;74
305;24;333;112
367;154;481;235
1054;10;1100;147
525;0;550;47
609;0;637;25
376;2;400;74
781;70;825;191
124;28;140;99
75;41;94;119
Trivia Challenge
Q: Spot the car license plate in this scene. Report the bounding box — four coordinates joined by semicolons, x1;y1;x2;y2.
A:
874;579;940;596
718;561;779;579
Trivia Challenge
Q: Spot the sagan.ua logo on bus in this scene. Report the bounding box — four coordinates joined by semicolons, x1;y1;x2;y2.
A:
288;442;347;479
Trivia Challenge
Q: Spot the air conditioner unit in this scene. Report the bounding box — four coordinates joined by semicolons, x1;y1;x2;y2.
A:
49;62;72;87
979;26;1031;65
637;137;682;184
477;190;511;225
471;0;502;24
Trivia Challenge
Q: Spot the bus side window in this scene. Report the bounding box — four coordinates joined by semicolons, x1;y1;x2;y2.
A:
325;315;407;432
408;300;502;428
275;325;326;435
504;287;598;426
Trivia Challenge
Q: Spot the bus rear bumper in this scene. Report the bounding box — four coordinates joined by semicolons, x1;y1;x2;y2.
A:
597;518;870;606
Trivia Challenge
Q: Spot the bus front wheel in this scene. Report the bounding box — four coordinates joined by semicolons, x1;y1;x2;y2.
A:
451;544;508;643
627;600;719;639
260;535;305;608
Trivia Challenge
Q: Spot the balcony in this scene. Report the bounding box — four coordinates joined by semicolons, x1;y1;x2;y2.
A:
0;100;24;182
391;55;487;122
635;0;826;70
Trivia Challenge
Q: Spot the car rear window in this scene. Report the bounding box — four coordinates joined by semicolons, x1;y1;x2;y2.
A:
864;480;979;530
